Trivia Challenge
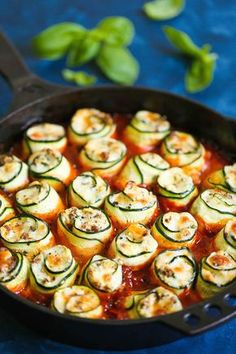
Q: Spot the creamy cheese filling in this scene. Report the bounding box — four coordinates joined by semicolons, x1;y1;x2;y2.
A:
0;155;23;183
26;123;65;142
132;111;170;133
73;207;110;233
16;181;50;205
140;153;170;170
201;189;236;214
71;109;113;134
158;167;194;194
165;131;199;154
84;138;126;162
224;164;236;192
28;148;62;173
161;212;198;241
44;245;72;272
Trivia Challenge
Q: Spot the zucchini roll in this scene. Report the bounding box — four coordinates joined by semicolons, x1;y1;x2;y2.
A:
0;154;29;192
157;167;198;210
67;171;110;208
105;182;157;227
15;181;64;222
196;251;236;299
80;255;123;293
28;148;74;192
23;123;67;157
214;219;236;259
68;108;116;146
151;212;198;249
52;285;103;318
29;245;79;295
57;207;113;260
118;153;170;188
78;138;127;178
0;247;29;292
123;111;170;150
108;223;158;270
204;163;236;193
161;131;206;180
0;194;15;225
150;248;197;295
0;215;55;260
124;286;182;319
191;189;236;232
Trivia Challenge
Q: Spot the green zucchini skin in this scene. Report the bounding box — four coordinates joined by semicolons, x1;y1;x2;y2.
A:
123;111;170;149
124;286;182;319
196;251;236;299
214;219;236;258
0;194;15;225
52;285;103;318
204;164;236;193
29;245;79;295
0;154;29;192
67;171;110;208
0;247;29;292
150;248;197;295
68;108;116;146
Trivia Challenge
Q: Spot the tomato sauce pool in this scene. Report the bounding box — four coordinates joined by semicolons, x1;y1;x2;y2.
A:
7;113;230;319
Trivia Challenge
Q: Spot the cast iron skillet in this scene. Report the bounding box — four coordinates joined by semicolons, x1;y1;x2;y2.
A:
0;32;236;350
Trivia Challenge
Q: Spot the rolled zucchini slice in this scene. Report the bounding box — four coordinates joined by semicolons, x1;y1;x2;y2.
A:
0;194;15;225
23;122;67;157
108;223;158;270
78;137;127;178
124;286;182;319
214;219;236;259
0;215;55;260
28;148;74;192
80;255;123;293
118;153;170;188
191;188;236;232
151;212;198;249
150;248;197;295
29;244;79;295
196;251;236;299
0;154;29;192
15;181;64;222
67;171;110;208
105;182;157;227
204;163;236;193
52;285;103;318
57;206;113;260
68;108;116;146
160;131;206;177
0;247;29;292
157;167;198;210
123;111;170;150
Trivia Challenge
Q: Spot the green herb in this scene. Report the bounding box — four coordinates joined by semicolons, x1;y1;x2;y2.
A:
163;26;217;93
62;69;97;86
144;0;185;20
32;17;139;85
96;45;139;85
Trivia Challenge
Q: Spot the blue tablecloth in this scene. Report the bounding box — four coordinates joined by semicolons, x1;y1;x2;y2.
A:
0;0;236;353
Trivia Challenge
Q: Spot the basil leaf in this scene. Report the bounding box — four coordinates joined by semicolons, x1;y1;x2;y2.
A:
144;0;185;20
67;34;101;67
32;23;86;60
185;54;217;93
96;45;139;85
62;69;96;86
97;17;135;46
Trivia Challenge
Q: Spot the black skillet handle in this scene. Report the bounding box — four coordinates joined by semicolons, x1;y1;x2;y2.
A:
0;32;73;112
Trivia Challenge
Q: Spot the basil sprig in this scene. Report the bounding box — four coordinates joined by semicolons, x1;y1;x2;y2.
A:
163;26;217;93
62;69;96;86
144;0;185;20
32;17;139;86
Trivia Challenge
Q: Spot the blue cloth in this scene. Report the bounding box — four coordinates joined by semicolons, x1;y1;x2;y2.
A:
0;0;236;353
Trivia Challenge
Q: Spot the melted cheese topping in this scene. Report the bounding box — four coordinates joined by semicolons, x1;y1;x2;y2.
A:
154;248;196;289
16;181;50;205
132;111;170;133
28;148;61;173
116;224;157;257
201;189;236;214
84;138;126;162
158;167;194;194
165;131;199;154
73;207;110;233
140;153;170;169
162;212;198;241
110;182;156;210
224;164;236;192
85;255;122;292
0;216;48;243
0;155;23;183
71;109;113;134
0;247;17;281
26;123;65;142
45;245;72;273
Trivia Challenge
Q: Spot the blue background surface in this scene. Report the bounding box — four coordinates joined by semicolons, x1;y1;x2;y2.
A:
0;0;236;353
